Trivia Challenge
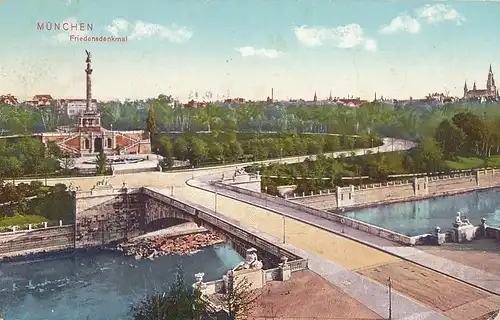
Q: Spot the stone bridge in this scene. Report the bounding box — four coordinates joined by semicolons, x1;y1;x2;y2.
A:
72;181;300;267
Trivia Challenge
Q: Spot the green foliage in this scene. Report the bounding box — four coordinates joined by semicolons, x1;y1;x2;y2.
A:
146;105;158;139
0;182;72;224
0;138;60;180
158;132;383;169
0;214;45;228
220;274;259;320
131;264;214;320
95;150;108;175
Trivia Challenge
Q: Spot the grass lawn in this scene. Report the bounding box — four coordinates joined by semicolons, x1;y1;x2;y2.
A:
0;215;46;228
444;155;500;170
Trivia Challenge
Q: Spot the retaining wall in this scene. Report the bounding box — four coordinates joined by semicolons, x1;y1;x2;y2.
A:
0;226;74;258
289;169;500;210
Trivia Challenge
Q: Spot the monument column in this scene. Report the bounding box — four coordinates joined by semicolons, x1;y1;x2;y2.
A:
85;50;93;112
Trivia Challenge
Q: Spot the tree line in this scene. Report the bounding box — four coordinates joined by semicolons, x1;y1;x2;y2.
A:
0;137;63;181
152;129;382;169
257;111;500;194
0;182;73;228
3;95;500;142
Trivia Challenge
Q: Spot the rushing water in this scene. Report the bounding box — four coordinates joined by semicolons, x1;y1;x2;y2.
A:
344;188;500;236
0;244;243;320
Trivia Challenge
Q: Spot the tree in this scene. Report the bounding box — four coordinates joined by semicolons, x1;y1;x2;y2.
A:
220;272;259;320
188;138;208;167
146;105;158;140
174;137;189;161
95;150;108;175
434;119;466;159
131;264;213;320
157;136;174;159
411;137;444;173
46;141;63;158
61;156;76;174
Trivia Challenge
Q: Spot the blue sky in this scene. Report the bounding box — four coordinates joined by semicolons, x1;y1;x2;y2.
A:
0;0;499;101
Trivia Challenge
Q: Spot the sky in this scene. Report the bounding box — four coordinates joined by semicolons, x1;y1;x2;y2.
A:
0;0;499;102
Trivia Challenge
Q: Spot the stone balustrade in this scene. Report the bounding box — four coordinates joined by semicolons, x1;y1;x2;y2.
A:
0;220;66;234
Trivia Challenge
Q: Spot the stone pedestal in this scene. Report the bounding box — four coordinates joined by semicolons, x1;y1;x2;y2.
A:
280;265;291;281
451;224;477;243
434;226;446;245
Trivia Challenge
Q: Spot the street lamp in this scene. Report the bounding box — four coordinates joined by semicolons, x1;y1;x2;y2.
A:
282;214;286;244
265;186;268;207
214;184;218;213
388;277;392;320
191;165;194;179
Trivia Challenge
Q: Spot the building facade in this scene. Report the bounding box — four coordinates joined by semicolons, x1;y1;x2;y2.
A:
0;94;19;105
41;51;151;157
463;65;499;101
58;98;98;118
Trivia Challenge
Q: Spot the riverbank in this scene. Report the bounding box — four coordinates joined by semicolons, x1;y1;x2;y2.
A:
118;232;224;260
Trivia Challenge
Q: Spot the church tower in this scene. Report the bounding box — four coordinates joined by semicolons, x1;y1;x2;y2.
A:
463;81;468;98
487;64;496;96
313;91;317;103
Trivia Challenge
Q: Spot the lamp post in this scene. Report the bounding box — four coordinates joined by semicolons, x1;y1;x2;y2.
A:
388;277;392;320
265;186;268;207
191;165;194;179
282;213;286;244
214;184;218;214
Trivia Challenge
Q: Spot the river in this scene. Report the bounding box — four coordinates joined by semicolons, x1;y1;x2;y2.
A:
0;244;243;320
344;187;500;236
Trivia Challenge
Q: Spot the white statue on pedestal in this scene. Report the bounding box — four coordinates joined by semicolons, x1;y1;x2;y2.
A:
234;248;263;271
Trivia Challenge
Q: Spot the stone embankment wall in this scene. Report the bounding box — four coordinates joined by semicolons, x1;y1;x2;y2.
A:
289;169;500;210
73;186;144;248
0;226;74;258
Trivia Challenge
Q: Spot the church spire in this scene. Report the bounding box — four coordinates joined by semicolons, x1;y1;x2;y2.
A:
313;91;317;102
473;81;477;90
490;64;493;73
464;80;467;90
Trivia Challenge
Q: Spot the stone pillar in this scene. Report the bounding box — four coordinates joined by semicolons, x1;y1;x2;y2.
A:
44;221;48;228
28;224;32;230
475;170;480;186
481;217;487;237
12;226;17;232
434;226;445;245
59;220;63;227
279;256;291;281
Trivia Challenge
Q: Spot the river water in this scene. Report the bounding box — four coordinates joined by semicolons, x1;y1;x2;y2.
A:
345;188;500;236
0;244;243;320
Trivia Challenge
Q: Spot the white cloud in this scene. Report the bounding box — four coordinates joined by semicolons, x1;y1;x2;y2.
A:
235;46;284;58
52;17;87;42
381;4;464;35
106;18;129;37
380;15;420;34
105;19;193;43
416;4;465;25
294;24;375;51
363;39;377;52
